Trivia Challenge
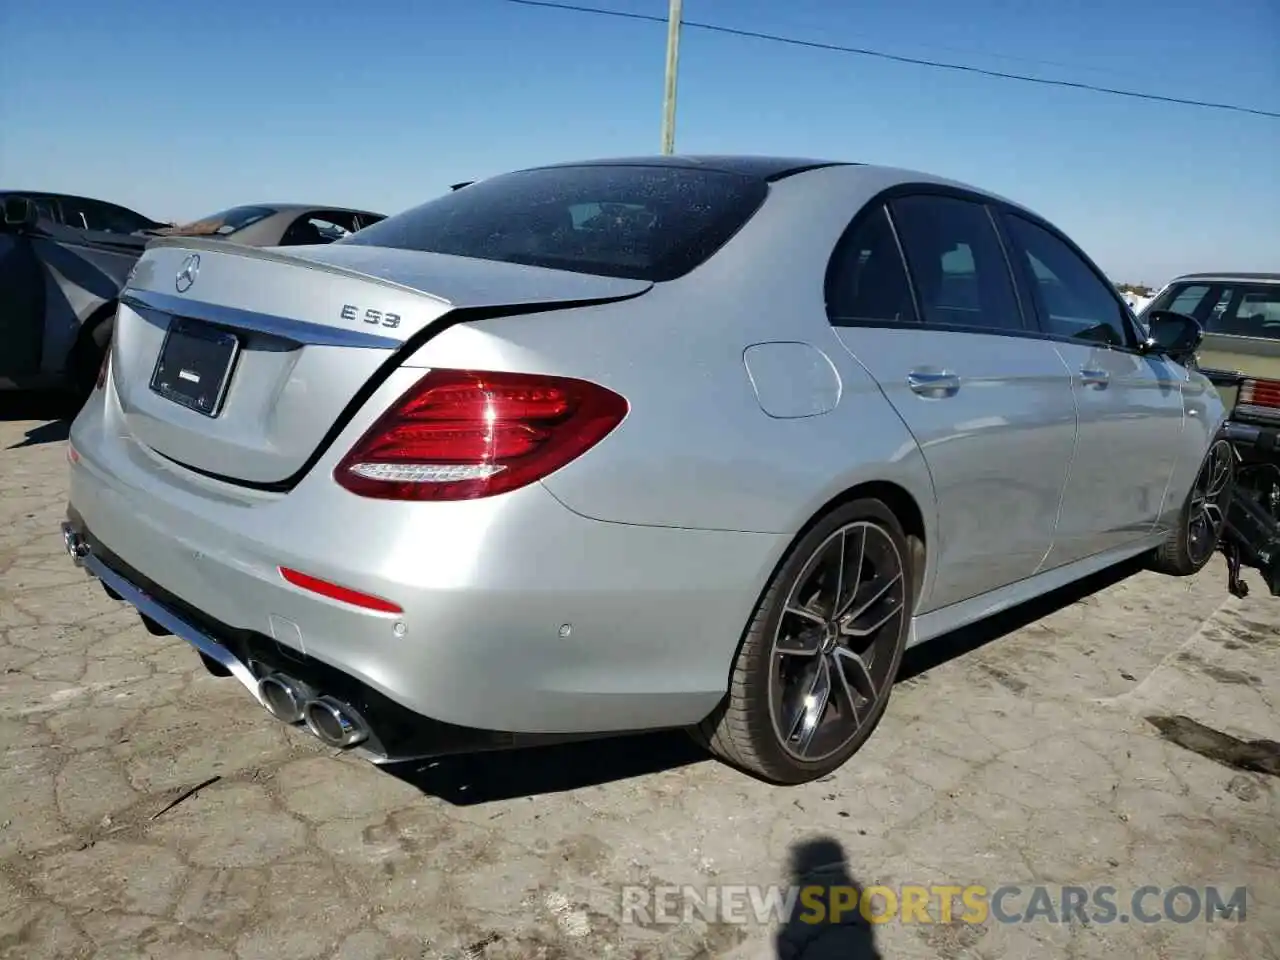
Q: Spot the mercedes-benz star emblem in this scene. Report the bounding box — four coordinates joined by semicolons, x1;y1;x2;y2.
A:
175;254;200;293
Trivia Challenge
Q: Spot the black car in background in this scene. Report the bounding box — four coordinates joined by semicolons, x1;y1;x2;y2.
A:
1;192;387;400
0;191;167;398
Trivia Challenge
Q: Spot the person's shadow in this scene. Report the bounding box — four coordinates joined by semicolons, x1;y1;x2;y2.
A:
775;837;880;959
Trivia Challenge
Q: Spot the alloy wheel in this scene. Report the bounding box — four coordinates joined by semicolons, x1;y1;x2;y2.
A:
767;521;907;762
1187;438;1234;566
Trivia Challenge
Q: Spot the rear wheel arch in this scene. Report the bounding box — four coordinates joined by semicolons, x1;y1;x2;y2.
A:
696;485;925;781
798;480;929;611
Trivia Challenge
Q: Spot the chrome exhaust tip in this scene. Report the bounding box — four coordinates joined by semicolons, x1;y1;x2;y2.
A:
257;673;315;724
301;695;369;748
60;522;90;566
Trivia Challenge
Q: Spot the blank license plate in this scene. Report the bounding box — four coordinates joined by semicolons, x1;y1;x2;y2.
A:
149;317;240;417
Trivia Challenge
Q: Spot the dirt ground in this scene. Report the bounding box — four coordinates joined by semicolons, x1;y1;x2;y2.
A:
2;395;1277;960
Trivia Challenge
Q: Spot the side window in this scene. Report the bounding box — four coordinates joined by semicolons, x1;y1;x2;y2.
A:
58;198;91;230
888;195;1025;333
824;205;918;326
1003;214;1133;347
86;202;154;234
279;213;341;246
1166;284;1213;318
28;197;59;223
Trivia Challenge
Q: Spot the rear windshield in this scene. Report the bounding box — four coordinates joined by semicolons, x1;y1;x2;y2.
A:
339;164;769;282
161;205;276;237
1150;280;1280;339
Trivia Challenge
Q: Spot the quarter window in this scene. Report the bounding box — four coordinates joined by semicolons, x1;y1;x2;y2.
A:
825;205;918;326
1003;214;1133;347
888;195;1025;333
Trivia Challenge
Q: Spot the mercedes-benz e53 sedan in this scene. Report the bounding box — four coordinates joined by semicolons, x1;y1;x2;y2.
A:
61;156;1231;784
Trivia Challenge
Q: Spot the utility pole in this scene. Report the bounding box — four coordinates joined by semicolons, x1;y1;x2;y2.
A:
660;0;683;154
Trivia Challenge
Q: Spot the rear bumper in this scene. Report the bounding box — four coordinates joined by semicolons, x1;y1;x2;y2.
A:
60;516;586;763
1222;419;1280;455
64;390;786;752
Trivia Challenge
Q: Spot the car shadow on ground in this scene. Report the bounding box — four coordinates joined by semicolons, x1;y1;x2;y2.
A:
0;391;77;448
388;557;1146;805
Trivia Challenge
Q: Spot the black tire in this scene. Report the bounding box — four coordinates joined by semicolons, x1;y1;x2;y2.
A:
1149;437;1235;577
694;498;914;784
66;314;113;404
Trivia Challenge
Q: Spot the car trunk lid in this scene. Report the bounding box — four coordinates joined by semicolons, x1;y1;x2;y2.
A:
110;239;650;485
1198;333;1280;419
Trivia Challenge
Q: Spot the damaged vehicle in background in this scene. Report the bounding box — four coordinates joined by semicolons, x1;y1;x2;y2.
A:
61;155;1233;784
1141;272;1280;594
153;204;386;246
1;196;386;401
0;191;166;397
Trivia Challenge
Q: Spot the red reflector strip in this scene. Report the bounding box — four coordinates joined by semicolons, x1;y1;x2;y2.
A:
278;566;403;614
67;443;80;464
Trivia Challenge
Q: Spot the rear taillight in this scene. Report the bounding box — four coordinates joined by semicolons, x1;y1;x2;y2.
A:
1239;378;1280;409
334;369;629;501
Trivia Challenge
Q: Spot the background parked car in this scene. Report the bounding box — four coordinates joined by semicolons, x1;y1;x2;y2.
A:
0;197;385;400
153;204;385;246
0;191;164;397
1141;273;1280;420
1140;272;1280;524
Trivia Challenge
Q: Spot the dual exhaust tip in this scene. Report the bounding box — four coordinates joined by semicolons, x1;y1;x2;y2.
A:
257;673;369;749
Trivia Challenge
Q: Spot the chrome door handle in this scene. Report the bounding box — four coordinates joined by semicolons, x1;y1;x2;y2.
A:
907;370;960;397
1080;368;1110;388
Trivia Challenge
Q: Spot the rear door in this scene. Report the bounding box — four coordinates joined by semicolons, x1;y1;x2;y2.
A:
999;211;1186;566
826;191;1078;614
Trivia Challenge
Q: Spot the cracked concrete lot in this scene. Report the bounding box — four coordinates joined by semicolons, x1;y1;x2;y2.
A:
2;400;1278;960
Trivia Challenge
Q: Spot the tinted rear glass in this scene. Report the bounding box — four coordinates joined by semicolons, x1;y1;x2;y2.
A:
1150;280;1280;339
340;164;769;281
163;205;276;237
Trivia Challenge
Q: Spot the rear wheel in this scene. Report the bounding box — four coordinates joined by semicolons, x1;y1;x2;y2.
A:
695;498;913;784
1150;437;1235;576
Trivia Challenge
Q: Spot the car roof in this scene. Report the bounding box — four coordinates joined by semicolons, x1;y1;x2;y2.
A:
520;154;853;181
2;189;139;207
1166;272;1280;283
242;203;385;216
509;154;1039;213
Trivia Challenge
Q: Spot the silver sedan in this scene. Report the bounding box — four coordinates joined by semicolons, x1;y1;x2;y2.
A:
61;156;1231;784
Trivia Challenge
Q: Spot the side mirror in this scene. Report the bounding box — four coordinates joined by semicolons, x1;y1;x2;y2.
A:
1141;310;1203;365
1;196;38;231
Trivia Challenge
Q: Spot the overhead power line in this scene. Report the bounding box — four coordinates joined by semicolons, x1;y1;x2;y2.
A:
499;0;1280;121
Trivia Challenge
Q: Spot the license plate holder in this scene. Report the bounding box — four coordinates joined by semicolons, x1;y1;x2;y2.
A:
149;316;241;417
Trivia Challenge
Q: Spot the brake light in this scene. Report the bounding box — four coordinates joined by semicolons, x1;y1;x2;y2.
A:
334;369;629;501
1239;378;1280;409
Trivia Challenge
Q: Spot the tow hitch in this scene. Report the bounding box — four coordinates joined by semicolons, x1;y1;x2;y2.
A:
1219;431;1280;599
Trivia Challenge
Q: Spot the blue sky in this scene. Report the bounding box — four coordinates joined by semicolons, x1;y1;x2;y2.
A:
2;0;1276;284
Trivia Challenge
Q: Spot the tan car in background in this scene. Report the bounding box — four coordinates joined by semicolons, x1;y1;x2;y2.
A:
1142;272;1280;517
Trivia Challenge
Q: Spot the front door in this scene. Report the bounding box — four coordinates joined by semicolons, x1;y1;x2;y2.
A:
825;194;1078;614
999;212;1187;566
